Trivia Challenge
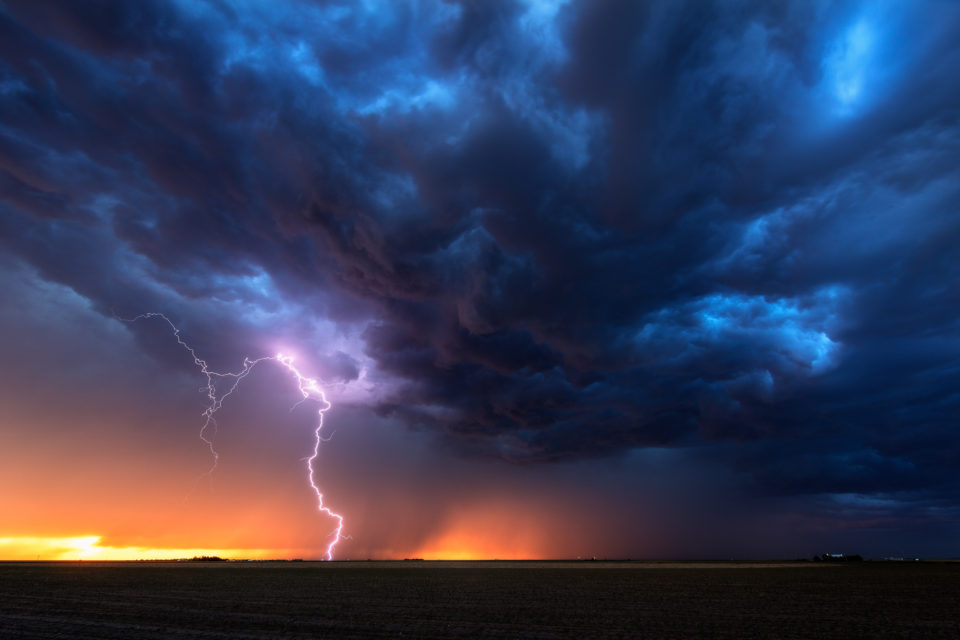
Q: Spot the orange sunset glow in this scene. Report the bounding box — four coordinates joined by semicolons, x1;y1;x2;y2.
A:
0;536;279;562
409;505;557;560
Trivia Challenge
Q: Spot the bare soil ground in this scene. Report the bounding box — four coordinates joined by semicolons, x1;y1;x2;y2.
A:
1;561;957;638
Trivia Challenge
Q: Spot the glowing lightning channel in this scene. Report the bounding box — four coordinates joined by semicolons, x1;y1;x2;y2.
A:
123;313;345;560
273;353;344;561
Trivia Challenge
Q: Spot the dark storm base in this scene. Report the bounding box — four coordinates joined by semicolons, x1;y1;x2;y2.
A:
1;561;957;638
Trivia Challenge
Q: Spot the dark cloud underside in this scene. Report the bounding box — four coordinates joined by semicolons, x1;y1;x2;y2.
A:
1;0;958;519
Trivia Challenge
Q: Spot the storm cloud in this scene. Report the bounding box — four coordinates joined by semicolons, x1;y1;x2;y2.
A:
1;0;958;551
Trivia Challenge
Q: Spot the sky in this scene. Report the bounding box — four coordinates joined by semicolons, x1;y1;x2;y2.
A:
1;0;958;561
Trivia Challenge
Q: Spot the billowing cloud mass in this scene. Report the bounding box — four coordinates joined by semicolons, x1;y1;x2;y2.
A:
1;0;958;558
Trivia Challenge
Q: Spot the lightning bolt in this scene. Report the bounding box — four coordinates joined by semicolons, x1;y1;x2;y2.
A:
122;313;345;560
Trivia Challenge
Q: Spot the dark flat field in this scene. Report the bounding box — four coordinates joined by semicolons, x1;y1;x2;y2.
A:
1;561;958;639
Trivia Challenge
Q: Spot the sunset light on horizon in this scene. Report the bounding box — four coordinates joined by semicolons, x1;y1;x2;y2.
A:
1;0;958;565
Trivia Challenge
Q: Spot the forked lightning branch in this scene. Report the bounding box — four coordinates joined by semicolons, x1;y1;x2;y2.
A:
123;313;345;560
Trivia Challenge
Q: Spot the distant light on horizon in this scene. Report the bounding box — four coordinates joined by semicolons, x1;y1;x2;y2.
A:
0;535;282;561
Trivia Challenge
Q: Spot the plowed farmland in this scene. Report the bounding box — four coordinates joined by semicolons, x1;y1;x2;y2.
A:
1;561;957;638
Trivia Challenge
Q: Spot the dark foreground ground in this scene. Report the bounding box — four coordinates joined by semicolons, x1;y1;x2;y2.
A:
1;561;958;639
